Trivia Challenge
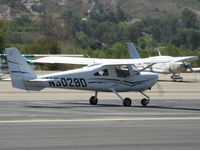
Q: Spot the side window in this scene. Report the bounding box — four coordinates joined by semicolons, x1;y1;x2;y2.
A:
0;56;7;64
115;66;130;78
94;69;109;76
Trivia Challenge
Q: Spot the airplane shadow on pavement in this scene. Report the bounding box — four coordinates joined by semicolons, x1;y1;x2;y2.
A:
25;103;200;111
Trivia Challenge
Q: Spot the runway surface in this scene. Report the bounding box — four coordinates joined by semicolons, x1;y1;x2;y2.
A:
0;73;200;150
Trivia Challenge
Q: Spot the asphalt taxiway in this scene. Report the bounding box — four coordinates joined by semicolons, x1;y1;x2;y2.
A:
0;73;200;150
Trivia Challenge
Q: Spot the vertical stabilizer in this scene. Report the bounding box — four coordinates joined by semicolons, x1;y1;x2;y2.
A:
5;47;36;90
127;43;141;59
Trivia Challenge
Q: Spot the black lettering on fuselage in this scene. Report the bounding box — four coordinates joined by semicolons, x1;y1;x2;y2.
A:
49;82;55;87
80;78;87;87
61;78;68;86
67;78;74;87
48;78;87;88
56;81;62;87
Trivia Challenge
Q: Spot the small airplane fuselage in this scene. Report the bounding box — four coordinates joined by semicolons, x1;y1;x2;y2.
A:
36;65;158;92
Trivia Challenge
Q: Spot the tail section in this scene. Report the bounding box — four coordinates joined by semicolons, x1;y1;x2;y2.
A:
155;47;162;56
5;47;36;90
127;43;140;59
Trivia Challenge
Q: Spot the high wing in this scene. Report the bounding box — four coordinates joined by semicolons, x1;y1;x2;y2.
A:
147;56;198;62
33;56;190;66
168;56;198;62
187;67;200;72
0;54;84;57
23;54;84;57
127;42;198;62
34;57;94;65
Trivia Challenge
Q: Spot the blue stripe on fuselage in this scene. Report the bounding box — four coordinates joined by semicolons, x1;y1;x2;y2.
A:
11;71;31;74
0;66;8;70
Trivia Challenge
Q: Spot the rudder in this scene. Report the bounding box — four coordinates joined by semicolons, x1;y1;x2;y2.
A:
5;47;36;90
127;43;140;59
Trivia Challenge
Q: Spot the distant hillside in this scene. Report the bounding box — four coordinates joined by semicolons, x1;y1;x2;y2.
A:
120;0;200;18
1;0;200;20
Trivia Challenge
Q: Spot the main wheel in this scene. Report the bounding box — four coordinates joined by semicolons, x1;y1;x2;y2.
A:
171;75;183;82
89;96;98;105
141;98;149;107
123;98;132;107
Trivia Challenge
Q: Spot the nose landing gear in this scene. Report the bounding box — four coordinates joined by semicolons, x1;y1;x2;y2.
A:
141;98;150;107
171;74;183;82
89;91;98;105
140;91;150;107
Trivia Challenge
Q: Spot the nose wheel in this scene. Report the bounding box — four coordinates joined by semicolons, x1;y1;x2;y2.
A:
140;91;150;107
89;91;98;105
141;98;150;107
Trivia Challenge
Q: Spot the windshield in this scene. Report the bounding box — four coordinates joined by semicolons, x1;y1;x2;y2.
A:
115;66;130;78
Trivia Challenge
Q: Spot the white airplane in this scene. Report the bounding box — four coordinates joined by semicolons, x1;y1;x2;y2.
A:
5;47;179;107
127;43;200;81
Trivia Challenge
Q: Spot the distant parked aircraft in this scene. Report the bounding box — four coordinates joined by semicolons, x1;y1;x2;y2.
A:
127;43;200;81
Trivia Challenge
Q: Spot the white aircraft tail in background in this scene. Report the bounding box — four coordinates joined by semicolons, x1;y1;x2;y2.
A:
127;43;140;59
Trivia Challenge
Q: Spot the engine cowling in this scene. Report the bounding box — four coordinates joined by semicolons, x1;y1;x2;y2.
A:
169;62;188;73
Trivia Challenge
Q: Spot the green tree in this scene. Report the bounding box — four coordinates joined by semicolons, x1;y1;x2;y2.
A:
0;0;28;11
0;20;9;52
26;38;62;70
181;9;198;29
137;34;159;57
14;15;31;26
105;42;129;58
40;15;63;40
116;8;127;22
126;22;144;43
173;28;200;50
27;38;61;54
61;10;81;39
161;44;184;56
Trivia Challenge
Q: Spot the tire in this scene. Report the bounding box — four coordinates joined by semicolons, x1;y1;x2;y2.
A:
123;98;132;107
89;96;98;105
141;98;149;107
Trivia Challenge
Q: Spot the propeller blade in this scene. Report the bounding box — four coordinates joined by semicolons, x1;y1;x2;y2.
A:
155;82;164;96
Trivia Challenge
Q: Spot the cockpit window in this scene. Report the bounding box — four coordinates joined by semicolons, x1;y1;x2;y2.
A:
115;66;130;78
0;57;7;64
94;69;109;76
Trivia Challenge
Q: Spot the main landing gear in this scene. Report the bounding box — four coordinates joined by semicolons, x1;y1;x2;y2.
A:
171;74;183;82
89;90;151;107
123;98;132;107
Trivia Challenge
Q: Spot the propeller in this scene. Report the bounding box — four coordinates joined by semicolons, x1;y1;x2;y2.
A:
183;62;190;68
155;81;164;97
182;62;193;72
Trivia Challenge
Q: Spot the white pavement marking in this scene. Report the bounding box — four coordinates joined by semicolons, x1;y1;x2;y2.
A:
0;117;200;123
